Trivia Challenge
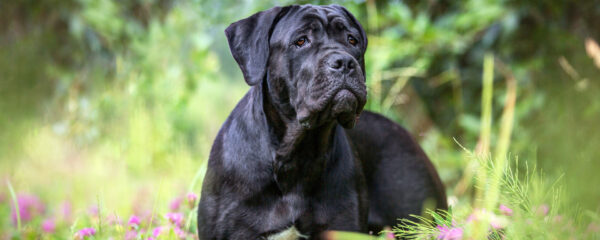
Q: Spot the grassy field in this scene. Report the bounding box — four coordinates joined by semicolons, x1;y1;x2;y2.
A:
1;0;599;239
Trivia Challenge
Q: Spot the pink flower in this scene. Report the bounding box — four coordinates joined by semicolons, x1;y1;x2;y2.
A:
386;231;395;239
75;227;96;239
466;208;509;231
81;228;96;236
125;230;138;240
466;213;477;222
152;226;186;239
437;225;463;240
499;204;513;216
174;226;187;239
61;201;72;222
88;206;99;217
490;219;503;230
128;215;141;226
106;214;123;225
11;194;45;224
153;226;166;237
42;219;56;233
187;192;198;209
166;212;184;227
536;204;549;216
169;197;182;211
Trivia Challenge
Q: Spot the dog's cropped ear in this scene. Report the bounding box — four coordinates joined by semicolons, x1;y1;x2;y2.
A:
225;6;290;86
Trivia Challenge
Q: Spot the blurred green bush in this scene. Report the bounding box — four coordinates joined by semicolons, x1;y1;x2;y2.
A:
1;0;599;235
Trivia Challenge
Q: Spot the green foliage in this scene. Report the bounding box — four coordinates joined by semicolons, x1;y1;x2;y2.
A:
1;0;599;239
395;153;600;239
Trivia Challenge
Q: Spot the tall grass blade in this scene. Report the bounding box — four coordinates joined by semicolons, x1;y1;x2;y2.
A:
6;179;21;233
472;52;495;239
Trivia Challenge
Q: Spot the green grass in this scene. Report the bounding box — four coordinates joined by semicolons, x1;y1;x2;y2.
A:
1;1;599;239
391;54;599;240
1;53;597;240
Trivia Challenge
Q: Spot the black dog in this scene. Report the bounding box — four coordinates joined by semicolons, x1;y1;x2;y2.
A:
198;4;446;239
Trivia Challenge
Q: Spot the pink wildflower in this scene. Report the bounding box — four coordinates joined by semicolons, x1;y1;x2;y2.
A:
437;225;463;240
187;192;198;209
42;218;56;233
166;212;184;227
490;219;504;230
128;215;141;226
466;208;485;222
75;227;96;239
125;230;138;240
153;226;166;237
106;214;123;225
169;197;182;211
61;200;73;222
88;206;99;217
536;204;549;216
81;227;96;236
10;194;45;224
174;226;187;239
499;204;513;216
466;213;477;222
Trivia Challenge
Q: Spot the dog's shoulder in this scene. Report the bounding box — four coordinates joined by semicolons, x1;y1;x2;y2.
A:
346;110;416;147
206;88;275;185
345;110;448;212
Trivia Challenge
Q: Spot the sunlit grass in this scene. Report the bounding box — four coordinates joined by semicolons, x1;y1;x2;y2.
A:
0;77;246;238
1;1;600;239
391;54;599;240
1;49;594;240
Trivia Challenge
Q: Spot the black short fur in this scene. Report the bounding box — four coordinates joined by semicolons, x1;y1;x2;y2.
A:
198;4;446;239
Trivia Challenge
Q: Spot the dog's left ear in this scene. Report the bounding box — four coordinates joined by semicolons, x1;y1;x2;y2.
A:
225;6;291;86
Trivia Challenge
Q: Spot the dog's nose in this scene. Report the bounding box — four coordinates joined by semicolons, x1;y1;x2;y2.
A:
327;54;355;74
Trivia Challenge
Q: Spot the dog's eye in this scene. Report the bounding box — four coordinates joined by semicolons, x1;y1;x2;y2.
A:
295;37;308;47
348;35;358;46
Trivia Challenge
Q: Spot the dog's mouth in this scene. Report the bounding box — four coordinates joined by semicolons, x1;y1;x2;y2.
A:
298;88;365;130
331;89;360;128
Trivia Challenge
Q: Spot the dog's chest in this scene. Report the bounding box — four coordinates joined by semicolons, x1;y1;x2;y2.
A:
264;192;325;239
267;192;305;220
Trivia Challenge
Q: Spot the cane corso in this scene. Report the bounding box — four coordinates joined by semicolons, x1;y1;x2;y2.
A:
198;4;447;239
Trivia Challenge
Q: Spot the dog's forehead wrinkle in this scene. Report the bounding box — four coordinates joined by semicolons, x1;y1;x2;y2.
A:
278;5;338;34
271;6;360;49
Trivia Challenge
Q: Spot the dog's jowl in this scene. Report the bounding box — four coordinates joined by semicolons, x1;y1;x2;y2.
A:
198;4;447;240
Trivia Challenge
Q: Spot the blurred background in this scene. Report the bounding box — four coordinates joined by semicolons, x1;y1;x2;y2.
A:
1;0;599;238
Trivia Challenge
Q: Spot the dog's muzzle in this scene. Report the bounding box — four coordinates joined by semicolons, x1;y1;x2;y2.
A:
299;53;366;129
327;53;365;128
332;89;359;128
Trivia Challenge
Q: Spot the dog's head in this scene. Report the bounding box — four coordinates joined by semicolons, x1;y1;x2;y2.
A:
225;4;367;129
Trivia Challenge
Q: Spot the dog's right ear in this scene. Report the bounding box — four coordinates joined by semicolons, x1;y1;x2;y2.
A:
225;6;290;86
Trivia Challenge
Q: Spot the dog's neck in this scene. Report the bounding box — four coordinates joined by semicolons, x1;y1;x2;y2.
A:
260;80;338;193
261;79;337;154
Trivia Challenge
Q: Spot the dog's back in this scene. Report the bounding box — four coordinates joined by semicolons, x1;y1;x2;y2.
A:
345;111;447;231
